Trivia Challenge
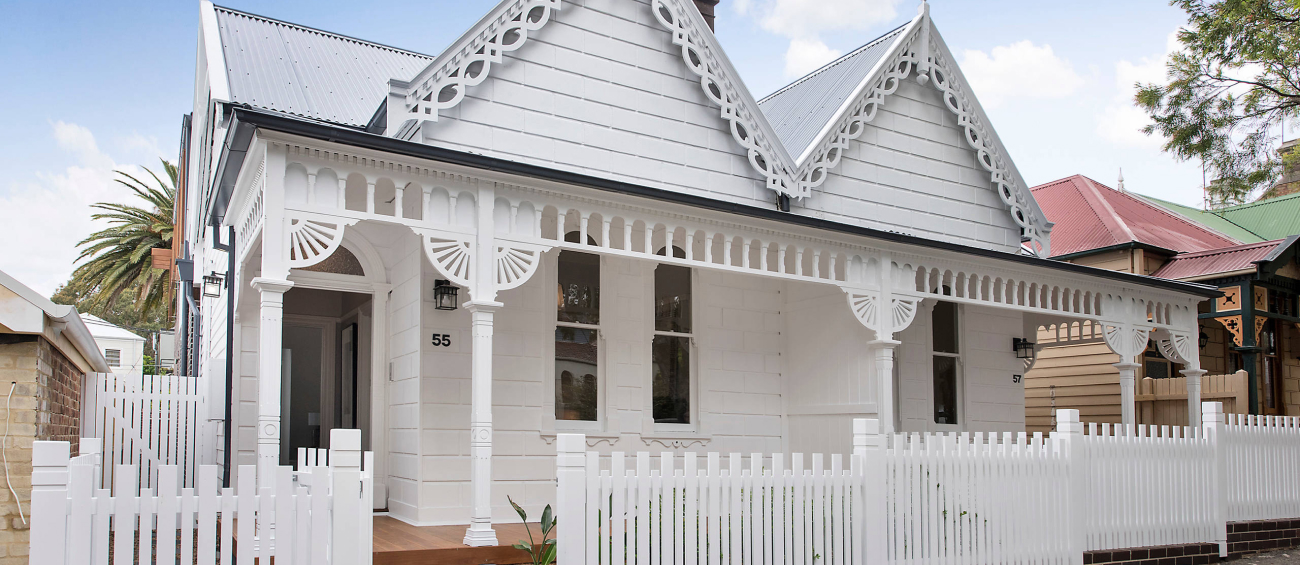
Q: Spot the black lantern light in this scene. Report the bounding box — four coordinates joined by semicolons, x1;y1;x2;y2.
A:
433;279;459;311
1012;337;1036;359
202;272;225;298
1199;331;1209;349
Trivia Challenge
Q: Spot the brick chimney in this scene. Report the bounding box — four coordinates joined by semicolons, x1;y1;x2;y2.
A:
694;0;720;30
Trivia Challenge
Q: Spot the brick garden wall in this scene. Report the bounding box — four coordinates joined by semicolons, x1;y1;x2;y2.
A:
0;334;85;564
1084;518;1300;564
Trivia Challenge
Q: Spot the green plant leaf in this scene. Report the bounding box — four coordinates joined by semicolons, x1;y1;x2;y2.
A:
512;543;531;551
540;504;553;532
509;495;527;521
541;540;558;565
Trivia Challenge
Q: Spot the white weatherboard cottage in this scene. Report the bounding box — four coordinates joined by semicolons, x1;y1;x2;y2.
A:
183;0;1218;545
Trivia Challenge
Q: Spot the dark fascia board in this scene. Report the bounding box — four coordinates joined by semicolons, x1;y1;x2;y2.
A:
1051;241;1180;262
218;105;1221;299
1256;234;1300;275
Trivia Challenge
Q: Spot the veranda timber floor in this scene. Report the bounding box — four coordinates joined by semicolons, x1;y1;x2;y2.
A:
372;517;540;565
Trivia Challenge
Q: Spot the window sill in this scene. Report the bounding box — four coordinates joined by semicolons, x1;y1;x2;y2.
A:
639;432;712;449
539;432;621;447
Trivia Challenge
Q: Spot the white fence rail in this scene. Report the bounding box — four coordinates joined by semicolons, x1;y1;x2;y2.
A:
81;372;203;490
30;428;373;565
558;403;1300;565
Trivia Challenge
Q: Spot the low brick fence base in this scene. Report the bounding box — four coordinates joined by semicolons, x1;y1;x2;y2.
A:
1085;542;1220;565
1228;518;1300;558
1083;518;1300;565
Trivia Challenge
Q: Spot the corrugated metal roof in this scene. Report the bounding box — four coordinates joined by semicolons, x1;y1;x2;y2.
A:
1031;175;1241;257
1134;195;1267;243
214;6;432;128
1212;193;1300;241
1151;239;1282;280
757;25;906;160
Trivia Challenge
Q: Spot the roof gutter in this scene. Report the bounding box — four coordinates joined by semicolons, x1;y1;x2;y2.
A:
206;107;258;223
50;309;113;374
1052;241;1181;262
225;106;1222;299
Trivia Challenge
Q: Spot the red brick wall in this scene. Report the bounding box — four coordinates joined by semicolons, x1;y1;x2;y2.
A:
36;337;81;453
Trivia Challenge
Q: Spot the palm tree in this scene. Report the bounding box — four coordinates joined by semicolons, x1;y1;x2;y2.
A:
65;160;177;323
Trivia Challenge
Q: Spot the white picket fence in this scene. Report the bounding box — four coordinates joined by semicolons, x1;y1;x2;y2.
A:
81;372;203;490
557;402;1300;565
1222;413;1300;521
30;428;373;565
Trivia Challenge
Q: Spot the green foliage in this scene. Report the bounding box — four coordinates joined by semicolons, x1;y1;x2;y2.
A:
1137;0;1300;204
57;160;177;325
509;496;556;565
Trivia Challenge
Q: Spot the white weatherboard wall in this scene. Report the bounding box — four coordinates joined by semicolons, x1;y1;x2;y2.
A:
418;0;1023;254
783;282;877;456
414;253;786;525
423;0;768;206
898;302;1025;432
815;78;1023;251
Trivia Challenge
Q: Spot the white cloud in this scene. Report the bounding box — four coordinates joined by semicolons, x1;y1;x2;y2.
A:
742;0;902;79
0;122;159;297
958;41;1084;109
1097;31;1180;146
784;38;842;79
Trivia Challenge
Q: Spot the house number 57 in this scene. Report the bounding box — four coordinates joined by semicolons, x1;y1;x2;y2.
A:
432;333;452;347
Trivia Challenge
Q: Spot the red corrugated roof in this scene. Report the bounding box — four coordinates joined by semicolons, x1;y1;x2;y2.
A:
1151;239;1282;280
1031;175;1241;257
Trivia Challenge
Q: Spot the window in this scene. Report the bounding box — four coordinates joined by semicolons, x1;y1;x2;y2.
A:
1143;343;1171;379
1262;319;1282;412
653;261;692;425
105;349;121;368
555;247;600;422
931;301;960;425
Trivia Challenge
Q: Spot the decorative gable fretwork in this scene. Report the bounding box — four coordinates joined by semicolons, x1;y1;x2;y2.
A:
649;0;1052;256
390;0;561;133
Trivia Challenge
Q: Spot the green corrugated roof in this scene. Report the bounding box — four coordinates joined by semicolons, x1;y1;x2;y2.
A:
1212;192;1300;240
1136;195;1267;243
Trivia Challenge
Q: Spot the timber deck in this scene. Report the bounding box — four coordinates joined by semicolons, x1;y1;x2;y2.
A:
373;517;539;565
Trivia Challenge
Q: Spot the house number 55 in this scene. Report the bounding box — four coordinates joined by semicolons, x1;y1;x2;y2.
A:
432;333;452;347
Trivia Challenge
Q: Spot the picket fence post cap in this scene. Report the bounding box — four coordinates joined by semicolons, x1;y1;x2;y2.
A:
853;418;879;436
79;437;102;456
1056;409;1080;423
556;433;586;453
331;428;362;451
1202;401;1224;415
32;440;70;467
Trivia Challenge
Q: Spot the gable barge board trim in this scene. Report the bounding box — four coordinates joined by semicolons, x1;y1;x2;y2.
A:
217;105;1221;299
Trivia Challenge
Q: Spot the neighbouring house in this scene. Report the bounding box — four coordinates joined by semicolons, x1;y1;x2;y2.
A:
1024;175;1300;433
175;0;1218;545
0;269;110;564
81;314;147;378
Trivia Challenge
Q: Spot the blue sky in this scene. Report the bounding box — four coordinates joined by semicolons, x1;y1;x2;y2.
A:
0;0;1200;295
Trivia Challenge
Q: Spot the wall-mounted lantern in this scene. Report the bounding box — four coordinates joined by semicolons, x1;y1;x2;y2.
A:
434;279;459;311
1199;331;1209;349
202;272;225;298
1012;337;1036;359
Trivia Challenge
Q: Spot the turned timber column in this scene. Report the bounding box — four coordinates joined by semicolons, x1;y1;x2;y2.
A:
463;300;502;546
1115;359;1140;426
463;182;500;547
251;277;294;487
1182;368;1206;428
870;340;900;435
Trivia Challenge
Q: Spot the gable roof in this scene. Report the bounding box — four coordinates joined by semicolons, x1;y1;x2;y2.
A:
212;5;432;128
1031;175;1240;257
757;24;907;160
1151;239;1284;280
0;269;111;372
1134;195;1267;244
204;0;1054;256
1202;193;1300;241
81;314;146;342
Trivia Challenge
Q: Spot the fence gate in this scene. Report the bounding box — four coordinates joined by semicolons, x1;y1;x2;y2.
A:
81;372;202;489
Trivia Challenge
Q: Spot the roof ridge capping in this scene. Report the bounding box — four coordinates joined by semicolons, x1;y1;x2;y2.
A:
211;3;433;58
